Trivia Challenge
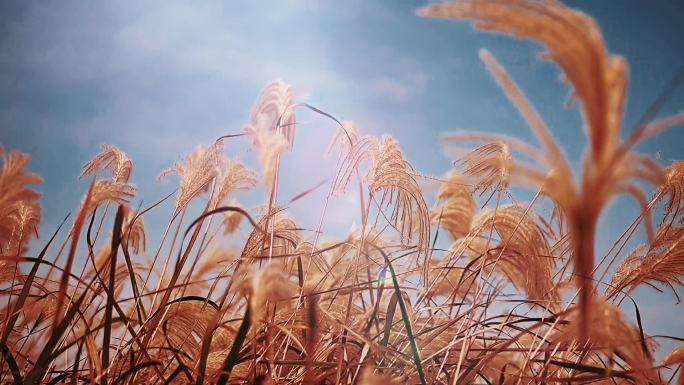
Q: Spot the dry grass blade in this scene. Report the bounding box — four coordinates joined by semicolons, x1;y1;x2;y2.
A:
0;342;21;385
52;178;95;331
101;206;125;385
216;305;251;385
303;294;318;385
381;292;399;347
24;278;93;385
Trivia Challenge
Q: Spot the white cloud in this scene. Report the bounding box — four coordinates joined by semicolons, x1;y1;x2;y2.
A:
369;71;428;101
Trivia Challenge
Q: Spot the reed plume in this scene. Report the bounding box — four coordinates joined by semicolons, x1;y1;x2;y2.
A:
81;144;133;183
470;203;559;307
0;146;42;256
432;171;475;240
607;161;684;301
420;0;683;336
159;140;223;216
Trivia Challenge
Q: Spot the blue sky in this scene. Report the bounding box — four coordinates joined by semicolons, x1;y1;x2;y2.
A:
2;0;683;358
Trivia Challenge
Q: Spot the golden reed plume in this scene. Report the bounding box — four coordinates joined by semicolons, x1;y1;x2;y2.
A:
420;0;683;337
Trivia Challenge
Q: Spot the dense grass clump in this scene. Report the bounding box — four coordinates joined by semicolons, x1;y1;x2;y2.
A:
1;1;683;384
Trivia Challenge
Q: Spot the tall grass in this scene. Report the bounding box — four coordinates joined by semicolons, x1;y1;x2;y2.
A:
2;1;684;384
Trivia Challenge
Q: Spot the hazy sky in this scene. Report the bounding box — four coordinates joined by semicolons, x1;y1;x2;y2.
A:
2;0;683;358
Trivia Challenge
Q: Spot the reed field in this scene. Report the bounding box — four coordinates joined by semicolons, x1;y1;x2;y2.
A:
2;0;684;384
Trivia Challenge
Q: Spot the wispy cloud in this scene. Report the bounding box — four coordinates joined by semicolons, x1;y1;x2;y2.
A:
369;72;429;101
